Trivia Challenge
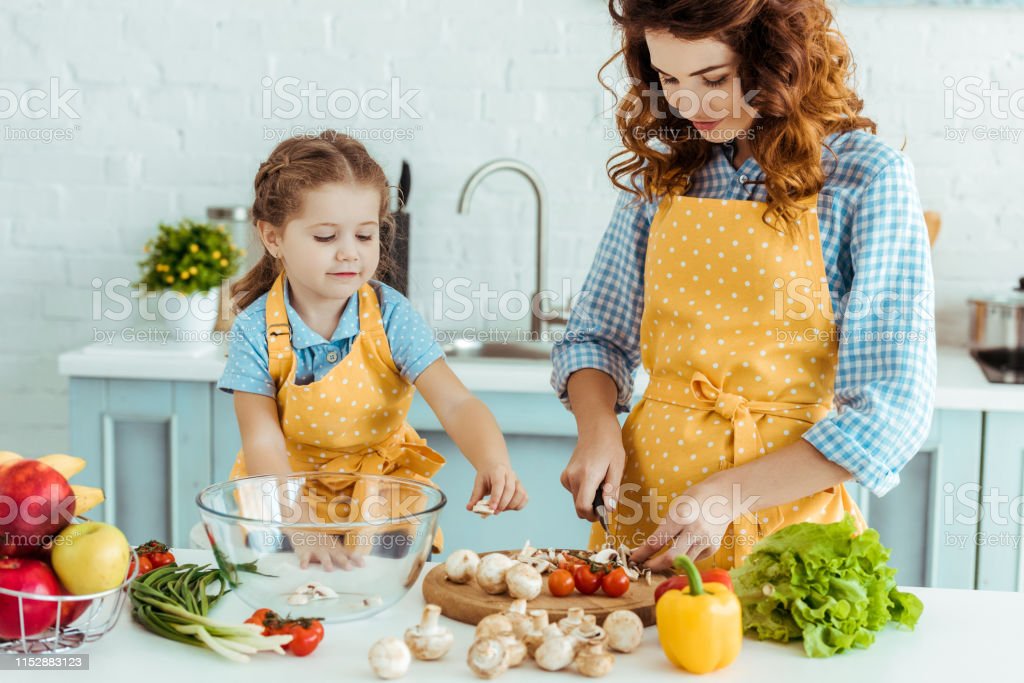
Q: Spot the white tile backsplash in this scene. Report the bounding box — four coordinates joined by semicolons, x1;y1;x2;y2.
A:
1;0;1022;453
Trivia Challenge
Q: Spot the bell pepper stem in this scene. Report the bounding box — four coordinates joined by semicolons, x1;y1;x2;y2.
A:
672;555;704;596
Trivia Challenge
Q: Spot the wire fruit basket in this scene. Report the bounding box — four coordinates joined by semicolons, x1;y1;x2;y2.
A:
0;549;139;654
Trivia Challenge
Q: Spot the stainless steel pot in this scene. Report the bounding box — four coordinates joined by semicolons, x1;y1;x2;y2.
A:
968;277;1024;383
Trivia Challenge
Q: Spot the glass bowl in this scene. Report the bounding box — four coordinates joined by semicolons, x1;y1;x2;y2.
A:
196;472;445;623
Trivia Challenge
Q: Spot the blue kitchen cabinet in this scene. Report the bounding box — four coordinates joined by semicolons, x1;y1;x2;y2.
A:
66;374;984;589
68;378;214;548
976;411;1024;591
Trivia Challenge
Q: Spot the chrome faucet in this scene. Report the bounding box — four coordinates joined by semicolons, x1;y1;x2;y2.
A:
457;159;553;341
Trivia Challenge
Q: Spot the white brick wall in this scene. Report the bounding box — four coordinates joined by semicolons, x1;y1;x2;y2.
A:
1;0;1022;454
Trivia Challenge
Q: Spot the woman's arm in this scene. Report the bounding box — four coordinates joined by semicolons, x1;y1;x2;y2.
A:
414;359;526;513
553;189;656;520
233;391;291;476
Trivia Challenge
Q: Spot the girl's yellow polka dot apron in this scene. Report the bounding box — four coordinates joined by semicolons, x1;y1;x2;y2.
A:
229;272;446;554
592;194;865;569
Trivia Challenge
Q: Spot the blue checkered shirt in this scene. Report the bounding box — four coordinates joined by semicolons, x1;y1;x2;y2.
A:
551;130;936;497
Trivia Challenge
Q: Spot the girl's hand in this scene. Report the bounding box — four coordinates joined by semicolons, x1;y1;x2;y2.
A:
630;479;732;572
467;463;528;514
560;423;626;522
286;529;367;571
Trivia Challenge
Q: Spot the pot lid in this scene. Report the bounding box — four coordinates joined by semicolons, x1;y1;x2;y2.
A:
969;277;1024;305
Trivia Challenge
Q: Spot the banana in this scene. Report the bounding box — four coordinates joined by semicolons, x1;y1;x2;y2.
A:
0;451;23;468
70;485;105;516
38;454;87;479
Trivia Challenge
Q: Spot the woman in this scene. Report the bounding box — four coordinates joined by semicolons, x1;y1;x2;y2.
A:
552;0;936;572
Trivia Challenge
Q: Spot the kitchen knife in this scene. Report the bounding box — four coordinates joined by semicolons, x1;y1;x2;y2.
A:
593;488;611;536
397;160;411;212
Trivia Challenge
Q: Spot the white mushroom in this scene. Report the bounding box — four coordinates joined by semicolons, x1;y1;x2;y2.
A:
475;613;514;641
445;549;481;584
523;610;550;658
570;615;607;652
602;610;644;653
404;604;453;661
506;563;543;600
467;638;510;679
558;607;587;634
497;633;527;667
503;599;531;640
476;553;516;595
369;637;411;679
574;641;615;678
535;627;577;671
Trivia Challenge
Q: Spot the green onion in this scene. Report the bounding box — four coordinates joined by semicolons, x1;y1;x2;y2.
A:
129;563;291;663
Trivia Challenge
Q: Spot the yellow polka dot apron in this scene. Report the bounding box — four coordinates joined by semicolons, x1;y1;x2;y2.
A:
591;194;865;570
229;272;446;554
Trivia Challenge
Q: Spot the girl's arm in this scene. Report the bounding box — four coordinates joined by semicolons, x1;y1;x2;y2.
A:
415;359;527;513
233;391;291;476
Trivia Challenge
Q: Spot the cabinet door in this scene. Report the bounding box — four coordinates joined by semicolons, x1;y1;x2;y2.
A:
976;411;1024;591
409;391;588;556
68;378;212;548
847;410;981;589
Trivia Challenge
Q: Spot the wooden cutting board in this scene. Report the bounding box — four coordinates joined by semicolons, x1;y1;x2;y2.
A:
421;550;661;627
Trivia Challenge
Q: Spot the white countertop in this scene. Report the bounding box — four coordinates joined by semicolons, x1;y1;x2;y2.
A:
16;548;1016;681
58;341;1024;412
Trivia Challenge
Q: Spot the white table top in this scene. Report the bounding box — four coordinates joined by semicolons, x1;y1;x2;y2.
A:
59;341;1024;412
14;548;1018;682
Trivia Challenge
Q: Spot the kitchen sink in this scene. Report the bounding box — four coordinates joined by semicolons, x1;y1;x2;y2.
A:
441;339;554;361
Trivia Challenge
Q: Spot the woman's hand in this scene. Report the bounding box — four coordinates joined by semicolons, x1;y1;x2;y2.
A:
629;478;732;572
467;463;528;514
560;424;626;523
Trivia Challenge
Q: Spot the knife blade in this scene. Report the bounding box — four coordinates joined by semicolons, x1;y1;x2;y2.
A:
593;488;611;537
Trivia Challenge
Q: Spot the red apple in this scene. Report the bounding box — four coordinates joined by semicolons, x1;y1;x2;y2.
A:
57;588;91;628
0;460;75;556
0;557;61;638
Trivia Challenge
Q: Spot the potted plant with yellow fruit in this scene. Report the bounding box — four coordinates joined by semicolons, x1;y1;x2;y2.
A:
137;219;243;337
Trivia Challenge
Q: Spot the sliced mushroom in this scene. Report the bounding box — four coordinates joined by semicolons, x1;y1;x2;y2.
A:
404;604;453;661
506;563;543;600
467;638;510;679
574;641;615;678
287;581;340;606
445;549;481;584
472;501;496;518
602;610;644;653
368;636;411;679
476;553;516;595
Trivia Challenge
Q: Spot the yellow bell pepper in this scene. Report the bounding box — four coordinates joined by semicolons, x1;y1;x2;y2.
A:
655;554;743;674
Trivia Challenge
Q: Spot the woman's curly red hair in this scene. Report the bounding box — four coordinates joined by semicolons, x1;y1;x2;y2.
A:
602;0;877;226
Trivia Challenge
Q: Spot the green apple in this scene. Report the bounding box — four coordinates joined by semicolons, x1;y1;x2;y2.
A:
50;522;130;594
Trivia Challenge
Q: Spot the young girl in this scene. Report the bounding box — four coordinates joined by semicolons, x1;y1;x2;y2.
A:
218;130;527;569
